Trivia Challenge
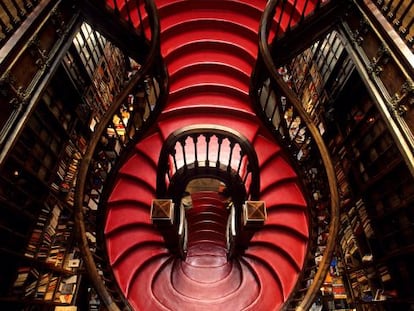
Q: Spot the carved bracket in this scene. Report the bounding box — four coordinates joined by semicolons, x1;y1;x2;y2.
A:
0;72;27;108
368;44;390;76
352;18;369;45
391;80;414;116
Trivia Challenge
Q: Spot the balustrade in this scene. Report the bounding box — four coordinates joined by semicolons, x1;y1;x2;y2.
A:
254;1;340;310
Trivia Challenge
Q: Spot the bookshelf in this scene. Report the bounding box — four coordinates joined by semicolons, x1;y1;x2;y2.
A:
328;71;414;309
0;23;131;308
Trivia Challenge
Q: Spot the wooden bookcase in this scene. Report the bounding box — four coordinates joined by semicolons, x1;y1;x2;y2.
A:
328;71;414;310
0;21;130;308
287;29;414;309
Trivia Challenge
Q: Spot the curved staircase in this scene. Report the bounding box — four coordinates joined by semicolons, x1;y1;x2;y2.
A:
103;0;321;310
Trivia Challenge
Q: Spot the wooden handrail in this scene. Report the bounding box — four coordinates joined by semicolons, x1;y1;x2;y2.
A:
74;0;166;309
0;0;44;50
254;1;340;310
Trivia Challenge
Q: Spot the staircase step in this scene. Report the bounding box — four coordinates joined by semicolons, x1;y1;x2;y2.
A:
241;257;284;310
108;175;155;204
135;131;164;165
244;247;301;300
150;255;260;311
253;134;282;166
105;202;151;234
157;112;259;143
260;155;298;192
261;181;307;208
266;206;309;238
119;152;157;190
106;225;164;265
250;227;307;269
157;0;263;34
160;19;257;59
165;41;254;77
165;84;253;114
169;63;249;94
172;258;240;298
127;255;173;310
112;243;169;294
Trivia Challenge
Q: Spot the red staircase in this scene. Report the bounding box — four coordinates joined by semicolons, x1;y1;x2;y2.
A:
104;0;319;309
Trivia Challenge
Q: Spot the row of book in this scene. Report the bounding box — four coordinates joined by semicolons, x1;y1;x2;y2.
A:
25;206;52;259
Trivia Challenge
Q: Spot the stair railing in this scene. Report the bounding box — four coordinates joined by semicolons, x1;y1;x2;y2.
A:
74;1;167;310
156;125;261;258
0;0;44;50
253;1;340;310
178;202;188;258
156;125;260;202
226;202;237;259
366;0;414;52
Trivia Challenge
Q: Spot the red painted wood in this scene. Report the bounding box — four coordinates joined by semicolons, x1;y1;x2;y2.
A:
104;0;321;309
134;131;164;165
165;41;255;77
250;227;307;268
259;155;298;192
119;153;157;190
108;177;155;204
106;226;164;266
244;247;301;300
156;112;260;142
165;85;254;114
160;19;258;59
105;202;152;234
169;63;250;94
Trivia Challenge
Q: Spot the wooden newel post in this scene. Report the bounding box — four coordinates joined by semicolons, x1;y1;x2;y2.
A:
151;199;179;251
237;201;267;251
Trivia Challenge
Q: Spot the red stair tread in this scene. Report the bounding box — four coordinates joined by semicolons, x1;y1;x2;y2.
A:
106;226;164;265
254;134;282;166
160;20;257;58
155;0;268;16
172;258;240;297
108;177;155;203
260;155;298;192
158;1;262;34
169;63;249;94
127;255;173;311
166;84;253;114
165;41;254;76
266;206;309;238
135;131;164;165
114;248;170;295
119;153;157;190
104;203;151;234
250;228;307;268
150;257;260;311
241;257;284;311
244;246;300;300
261;181;307;208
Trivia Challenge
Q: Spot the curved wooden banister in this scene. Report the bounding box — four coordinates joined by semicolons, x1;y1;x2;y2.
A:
254;1;340;310
74;0;166;310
